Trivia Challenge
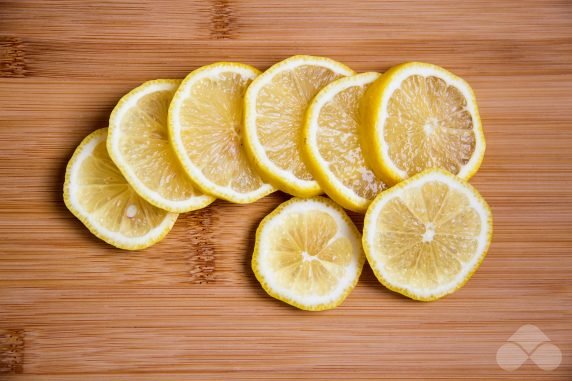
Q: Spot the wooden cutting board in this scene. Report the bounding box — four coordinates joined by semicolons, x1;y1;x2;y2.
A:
1;1;571;379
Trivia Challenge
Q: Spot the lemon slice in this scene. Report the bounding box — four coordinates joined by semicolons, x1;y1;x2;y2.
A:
252;197;365;311
108;79;215;212
363;169;493;301
361;62;485;185
303;72;387;213
244;55;354;197
169;63;275;203
64;128;178;250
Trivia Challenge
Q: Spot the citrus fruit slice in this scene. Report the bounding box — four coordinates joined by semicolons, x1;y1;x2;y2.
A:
303;72;387;213
252;196;365;311
108;79;215;212
169;63;275;203
244;55;354;197
361;62;485;185
64;128;178;250
362;169;493;301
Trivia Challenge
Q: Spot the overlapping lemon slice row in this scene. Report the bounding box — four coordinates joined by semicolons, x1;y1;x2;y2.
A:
64;56;490;307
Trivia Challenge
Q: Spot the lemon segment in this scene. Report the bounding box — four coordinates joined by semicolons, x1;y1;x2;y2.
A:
363;169;492;301
64;128;178;250
361;62;485;185
169;63;275;204
244;55;354;197
252;196;365;311
303;72;387;213
108;79;215;213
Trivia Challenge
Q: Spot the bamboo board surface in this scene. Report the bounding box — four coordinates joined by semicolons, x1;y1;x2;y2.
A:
1;1;572;379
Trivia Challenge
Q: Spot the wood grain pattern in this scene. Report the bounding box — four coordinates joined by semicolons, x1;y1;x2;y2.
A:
1;0;571;379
